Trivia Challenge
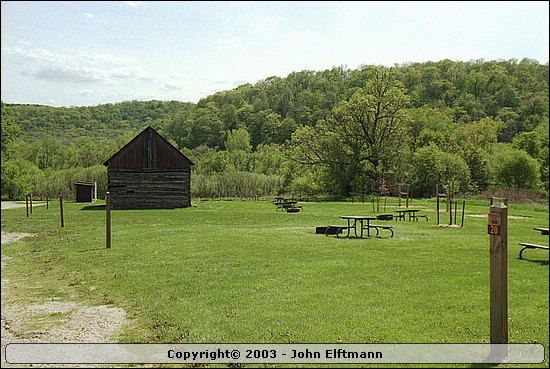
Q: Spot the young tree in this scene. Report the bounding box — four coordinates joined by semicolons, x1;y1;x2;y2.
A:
489;144;541;190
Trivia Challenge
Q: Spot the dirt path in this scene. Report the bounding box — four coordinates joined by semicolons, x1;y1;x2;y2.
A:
1;229;128;368
1;201;47;210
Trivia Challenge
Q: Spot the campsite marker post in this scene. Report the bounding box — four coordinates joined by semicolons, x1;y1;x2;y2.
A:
488;197;508;344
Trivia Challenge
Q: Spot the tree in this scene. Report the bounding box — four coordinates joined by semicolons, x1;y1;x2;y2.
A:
456;117;503;150
1;102;20;159
225;128;252;152
489;144;541;189
225;128;252;172
1;158;42;199
307;66;411;195
412;144;470;197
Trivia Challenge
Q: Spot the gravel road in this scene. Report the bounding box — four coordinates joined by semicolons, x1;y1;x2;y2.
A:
1;202;129;368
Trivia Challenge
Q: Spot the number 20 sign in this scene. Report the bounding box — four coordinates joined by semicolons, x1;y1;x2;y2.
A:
488;213;501;235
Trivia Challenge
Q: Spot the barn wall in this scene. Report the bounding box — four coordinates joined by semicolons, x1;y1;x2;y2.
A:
107;168;191;209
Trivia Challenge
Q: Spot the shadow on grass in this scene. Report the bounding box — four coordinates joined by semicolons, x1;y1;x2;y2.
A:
80;205;106;211
80;205;179;211
520;258;549;266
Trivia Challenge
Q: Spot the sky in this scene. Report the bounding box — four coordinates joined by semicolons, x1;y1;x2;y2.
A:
1;1;549;108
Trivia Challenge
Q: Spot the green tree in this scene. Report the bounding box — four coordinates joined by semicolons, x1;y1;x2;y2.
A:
225;128;252;152
287;66;411;195
412;144;470;197
1;158;42;199
1;102;20;158
456;117;503;150
489;144;541;189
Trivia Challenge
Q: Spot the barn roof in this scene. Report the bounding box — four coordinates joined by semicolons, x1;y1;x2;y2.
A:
103;126;194;169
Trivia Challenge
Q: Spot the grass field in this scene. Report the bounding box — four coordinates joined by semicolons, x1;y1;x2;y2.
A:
1;197;548;368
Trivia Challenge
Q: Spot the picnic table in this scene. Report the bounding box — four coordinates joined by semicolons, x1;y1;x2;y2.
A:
518;227;549;259
394;209;428;222
533;227;549;235
272;198;302;213
324;215;393;238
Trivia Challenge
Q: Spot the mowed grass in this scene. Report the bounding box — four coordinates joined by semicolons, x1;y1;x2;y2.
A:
1;197;548;368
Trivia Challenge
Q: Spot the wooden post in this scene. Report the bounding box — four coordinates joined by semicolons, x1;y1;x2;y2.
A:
461;200;465;228
449;197;453;225
26;194;29;218
488;197;508;344
46;195;49;209
59;194;64;228
398;184;402;207
106;192;111;249
436;193;440;225
454;200;457;225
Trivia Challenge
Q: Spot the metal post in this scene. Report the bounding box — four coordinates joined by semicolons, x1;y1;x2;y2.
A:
30;193;33;214
488;197;508;344
26;194;29;218
449;197;453;225
106;192;111;249
59;194;64;228
454;200;457;225
461;200;465;228
436;192;440;225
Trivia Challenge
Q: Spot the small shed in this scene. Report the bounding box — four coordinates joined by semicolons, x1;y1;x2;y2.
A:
74;181;96;202
103;126;194;209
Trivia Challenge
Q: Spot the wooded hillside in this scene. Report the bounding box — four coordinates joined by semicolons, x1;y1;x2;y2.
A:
2;58;548;201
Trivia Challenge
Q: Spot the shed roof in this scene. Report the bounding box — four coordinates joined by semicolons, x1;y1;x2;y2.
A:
74;181;95;187
103;126;194;169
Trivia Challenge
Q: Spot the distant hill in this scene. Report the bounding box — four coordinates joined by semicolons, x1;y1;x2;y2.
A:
5;100;193;143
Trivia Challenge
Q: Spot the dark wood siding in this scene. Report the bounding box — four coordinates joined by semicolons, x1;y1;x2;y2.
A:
104;127;193;170
103;126;194;209
107;168;191;209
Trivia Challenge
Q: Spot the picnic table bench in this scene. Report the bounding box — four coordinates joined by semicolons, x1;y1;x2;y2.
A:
517;227;548;259
324;225;354;237
518;243;549;259
367;224;394;237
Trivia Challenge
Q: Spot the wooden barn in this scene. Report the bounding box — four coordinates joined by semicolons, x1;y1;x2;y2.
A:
103;126;194;209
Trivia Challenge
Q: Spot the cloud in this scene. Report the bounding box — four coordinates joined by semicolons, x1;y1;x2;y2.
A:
84;13;95;19
78;89;95;96
4;47;158;86
161;83;181;91
21;67;104;84
122;1;143;7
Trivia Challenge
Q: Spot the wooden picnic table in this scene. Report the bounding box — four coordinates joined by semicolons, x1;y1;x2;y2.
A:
533;227;549;236
517;227;549;259
272;198;301;212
